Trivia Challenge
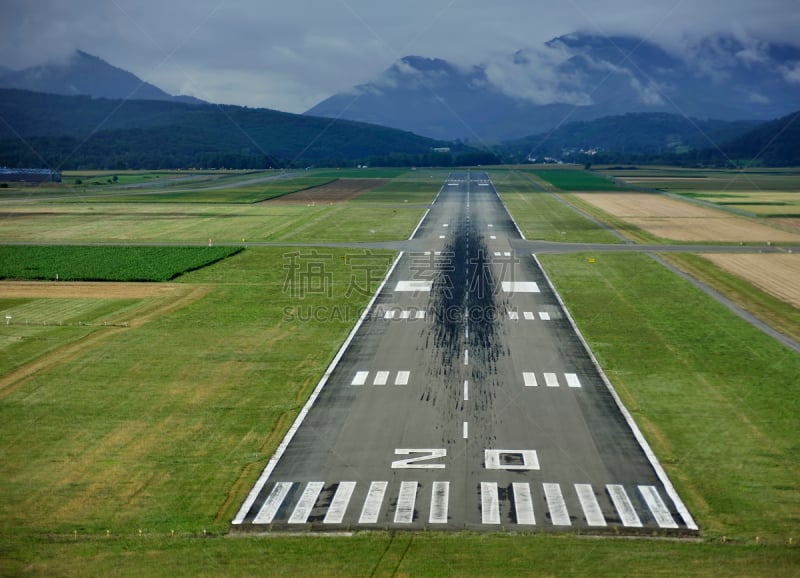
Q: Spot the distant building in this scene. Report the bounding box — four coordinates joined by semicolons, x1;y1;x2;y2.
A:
432;147;451;153
0;168;62;183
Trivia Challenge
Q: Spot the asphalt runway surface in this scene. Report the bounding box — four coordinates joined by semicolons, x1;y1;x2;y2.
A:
233;171;698;534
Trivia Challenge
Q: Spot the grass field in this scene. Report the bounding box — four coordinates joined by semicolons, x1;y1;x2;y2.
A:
491;170;623;243
1;167;799;576
0;203;427;244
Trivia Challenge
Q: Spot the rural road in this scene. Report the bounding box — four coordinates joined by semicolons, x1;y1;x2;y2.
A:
232;172;698;533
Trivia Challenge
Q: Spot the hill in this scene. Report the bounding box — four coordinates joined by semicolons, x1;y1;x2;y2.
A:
503;113;759;161
0;50;203;104
305;33;800;142
0;89;467;169
718;110;800;166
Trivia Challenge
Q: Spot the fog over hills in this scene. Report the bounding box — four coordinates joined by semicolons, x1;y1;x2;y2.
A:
305;32;800;141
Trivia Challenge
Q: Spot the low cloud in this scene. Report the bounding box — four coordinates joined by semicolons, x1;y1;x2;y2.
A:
483;43;594;106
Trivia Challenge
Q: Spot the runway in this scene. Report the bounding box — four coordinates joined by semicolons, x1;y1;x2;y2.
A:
233;171;697;533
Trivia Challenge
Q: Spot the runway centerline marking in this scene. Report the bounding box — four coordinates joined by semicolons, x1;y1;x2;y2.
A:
463;380;469;401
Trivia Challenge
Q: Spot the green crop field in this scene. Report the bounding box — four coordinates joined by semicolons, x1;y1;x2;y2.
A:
0;245;242;281
0;167;798;576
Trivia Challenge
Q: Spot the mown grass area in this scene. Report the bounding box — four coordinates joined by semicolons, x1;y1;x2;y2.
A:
353;169;450;203
0;247;394;536
4;533;799;577
0;245;242;281
660;253;800;343
491;170;623;243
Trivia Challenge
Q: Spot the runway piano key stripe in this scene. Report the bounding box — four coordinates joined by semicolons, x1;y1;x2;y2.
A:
607;484;643;527
543;483;571;526
395;481;418;523
512;482;536;525
359;481;388;524
575;483;607;527
323;482;357;524
481;482;501;524
250;481;683;529
288;481;324;523
429;481;450;523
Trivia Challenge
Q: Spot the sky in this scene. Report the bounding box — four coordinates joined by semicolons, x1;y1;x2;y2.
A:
2;0;799;113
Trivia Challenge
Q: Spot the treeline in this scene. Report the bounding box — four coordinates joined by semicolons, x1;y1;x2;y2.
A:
0;89;479;169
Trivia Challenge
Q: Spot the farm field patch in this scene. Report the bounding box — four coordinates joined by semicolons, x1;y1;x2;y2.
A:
573;191;800;242
699;253;800;308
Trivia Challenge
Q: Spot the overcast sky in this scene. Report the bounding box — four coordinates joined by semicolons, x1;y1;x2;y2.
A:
2;0;799;113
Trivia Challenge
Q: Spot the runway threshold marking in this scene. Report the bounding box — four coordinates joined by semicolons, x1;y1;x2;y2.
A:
543;483;571;526
288;481;324;523
253;481;293;524
575;483;607;527
395;481;418;523
249;480;684;529
512;482;536;525
639;486;679;528
608;484;643;527
323;481;357;524
523;372;538;387
358;481;388;524
481;482;501;524
430;482;450;523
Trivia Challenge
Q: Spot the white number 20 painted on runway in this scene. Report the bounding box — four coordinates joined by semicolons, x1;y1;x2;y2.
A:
391;448;540;470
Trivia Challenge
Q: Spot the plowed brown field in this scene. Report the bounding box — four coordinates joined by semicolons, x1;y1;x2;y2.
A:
574;192;800;242
701;253;800;308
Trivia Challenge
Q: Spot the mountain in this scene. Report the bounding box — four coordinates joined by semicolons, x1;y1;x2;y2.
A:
503;113;759;161
305;33;800;141
0;89;469;169
0;50;204;104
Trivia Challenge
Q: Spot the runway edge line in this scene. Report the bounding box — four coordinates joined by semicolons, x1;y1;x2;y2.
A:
531;253;699;531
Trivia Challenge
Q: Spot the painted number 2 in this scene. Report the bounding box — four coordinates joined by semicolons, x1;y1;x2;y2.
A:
391;448;447;469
